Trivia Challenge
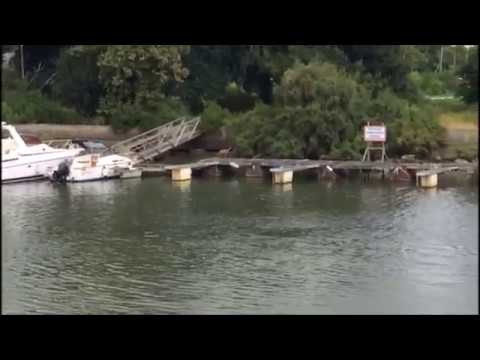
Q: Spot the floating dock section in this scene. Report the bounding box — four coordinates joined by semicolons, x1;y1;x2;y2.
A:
141;158;478;188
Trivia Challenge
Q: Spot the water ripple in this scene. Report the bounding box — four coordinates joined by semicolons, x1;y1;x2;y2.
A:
2;179;478;314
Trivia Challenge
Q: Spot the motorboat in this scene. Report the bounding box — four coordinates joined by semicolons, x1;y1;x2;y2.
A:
46;139;110;154
2;122;84;184
48;153;142;183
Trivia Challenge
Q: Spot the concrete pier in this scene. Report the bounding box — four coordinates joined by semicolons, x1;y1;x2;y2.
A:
416;167;459;188
272;171;293;185
418;174;439;188
171;168;192;182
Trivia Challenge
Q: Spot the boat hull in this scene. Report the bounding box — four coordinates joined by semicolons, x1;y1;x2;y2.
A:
48;154;138;183
1;151;82;183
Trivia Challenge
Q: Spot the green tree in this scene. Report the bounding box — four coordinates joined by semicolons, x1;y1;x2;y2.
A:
339;45;425;96
457;46;478;103
229;62;372;159
180;46;239;113
52;46;105;117
97;45;190;114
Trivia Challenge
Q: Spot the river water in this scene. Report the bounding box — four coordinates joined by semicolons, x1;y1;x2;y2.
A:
2;177;478;314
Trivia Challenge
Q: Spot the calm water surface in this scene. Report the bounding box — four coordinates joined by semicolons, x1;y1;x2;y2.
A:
2;177;478;314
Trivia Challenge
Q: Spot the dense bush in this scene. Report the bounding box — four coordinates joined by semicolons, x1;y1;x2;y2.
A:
407;71;460;98
457;47;478;104
227;62;446;159
107;98;190;132
228;63;370;159
217;82;257;113
2;90;84;124
390;105;445;158
200;101;231;132
2;70;84;124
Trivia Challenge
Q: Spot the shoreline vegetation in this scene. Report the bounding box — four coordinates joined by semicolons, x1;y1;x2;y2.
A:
2;45;478;161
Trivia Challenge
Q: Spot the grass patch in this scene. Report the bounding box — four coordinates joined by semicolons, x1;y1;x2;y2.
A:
438;110;478;129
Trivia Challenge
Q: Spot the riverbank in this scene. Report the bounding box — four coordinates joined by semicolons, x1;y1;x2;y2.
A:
14;123;233;151
16;121;477;162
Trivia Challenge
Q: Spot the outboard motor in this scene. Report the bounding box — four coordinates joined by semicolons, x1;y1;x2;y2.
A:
51;160;71;184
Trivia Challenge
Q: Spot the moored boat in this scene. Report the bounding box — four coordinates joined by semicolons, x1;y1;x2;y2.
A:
2;122;84;184
48;153;140;183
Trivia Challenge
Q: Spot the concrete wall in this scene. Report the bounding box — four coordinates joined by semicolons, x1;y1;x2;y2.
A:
15;124;233;151
15;124;141;142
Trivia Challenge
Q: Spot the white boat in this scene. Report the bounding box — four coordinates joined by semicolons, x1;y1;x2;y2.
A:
2;122;84;184
48;153;141;183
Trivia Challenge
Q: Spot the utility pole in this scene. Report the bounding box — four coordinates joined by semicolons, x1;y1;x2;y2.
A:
439;45;444;73
453;46;457;72
20;45;25;79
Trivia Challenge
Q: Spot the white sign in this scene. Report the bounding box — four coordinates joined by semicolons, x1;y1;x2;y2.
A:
364;126;386;142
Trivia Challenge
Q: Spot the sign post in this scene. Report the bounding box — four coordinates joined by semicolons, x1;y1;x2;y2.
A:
362;123;388;162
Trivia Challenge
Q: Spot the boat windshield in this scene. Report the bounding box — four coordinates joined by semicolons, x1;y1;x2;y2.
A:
2;128;12;139
20;134;42;145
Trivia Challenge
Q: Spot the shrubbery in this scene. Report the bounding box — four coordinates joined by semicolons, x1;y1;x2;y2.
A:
2;70;84;124
200;101;231;132
226;62;446;159
106;98;190;132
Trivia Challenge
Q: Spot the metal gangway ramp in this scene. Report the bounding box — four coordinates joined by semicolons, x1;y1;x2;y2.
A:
110;116;201;164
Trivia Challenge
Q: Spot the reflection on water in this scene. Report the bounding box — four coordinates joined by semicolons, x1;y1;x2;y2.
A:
2;178;478;314
172;180;192;193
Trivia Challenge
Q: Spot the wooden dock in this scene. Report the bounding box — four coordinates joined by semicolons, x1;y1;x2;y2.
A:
140;157;478;188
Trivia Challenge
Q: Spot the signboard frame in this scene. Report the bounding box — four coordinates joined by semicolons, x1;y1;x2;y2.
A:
362;122;388;162
364;125;387;143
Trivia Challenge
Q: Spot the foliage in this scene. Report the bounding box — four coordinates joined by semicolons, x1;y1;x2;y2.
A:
180;46;236;114
339;45;425;95
229;63;446;160
3;45;475;160
275;62;370;111
98;45;190;114
2;89;84;125
217;82;257;113
200;101;231;132
390;105;445;158
408;70;460;97
227;104;304;158
457;46;478;104
2;69;84;124
2;68;29;92
107;97;190;132
52;46;104;117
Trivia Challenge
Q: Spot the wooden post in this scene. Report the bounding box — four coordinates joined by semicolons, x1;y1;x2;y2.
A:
20;45;25;79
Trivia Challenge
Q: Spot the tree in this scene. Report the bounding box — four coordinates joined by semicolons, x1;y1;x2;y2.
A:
52;46;105;117
339;45;425;95
97;45;190;114
180;46;240;113
228;62;373;159
457;46;478;103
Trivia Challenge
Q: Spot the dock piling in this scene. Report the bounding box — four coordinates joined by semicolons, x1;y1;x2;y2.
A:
272;171;294;185
171;168;192;182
